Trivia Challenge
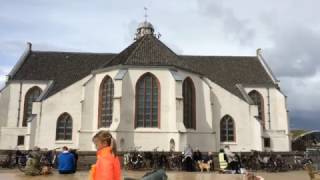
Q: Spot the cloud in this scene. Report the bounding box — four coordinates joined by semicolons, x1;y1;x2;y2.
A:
197;0;256;45
290;109;320;130
0;78;5;89
264;26;320;78
0;66;11;90
280;73;320;111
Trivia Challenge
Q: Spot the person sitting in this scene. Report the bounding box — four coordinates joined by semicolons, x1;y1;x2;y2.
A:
57;146;75;174
203;152;214;171
193;148;202;162
224;146;240;174
69;149;78;173
24;146;41;176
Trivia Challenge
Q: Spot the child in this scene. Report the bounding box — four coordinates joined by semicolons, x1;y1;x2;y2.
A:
90;131;121;180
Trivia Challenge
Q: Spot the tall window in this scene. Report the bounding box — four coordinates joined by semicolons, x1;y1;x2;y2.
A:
183;77;196;129
22;86;42;127
98;76;114;128
56;113;72;140
248;90;265;129
135;73;160;128
220;115;235;142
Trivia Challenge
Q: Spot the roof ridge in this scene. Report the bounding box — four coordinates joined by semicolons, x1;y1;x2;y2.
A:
99;37;144;68
154;36;180;60
180;54;257;58
125;35;148;63
31;50;117;55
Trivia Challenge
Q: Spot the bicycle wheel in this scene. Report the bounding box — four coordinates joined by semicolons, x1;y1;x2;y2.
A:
17;156;27;172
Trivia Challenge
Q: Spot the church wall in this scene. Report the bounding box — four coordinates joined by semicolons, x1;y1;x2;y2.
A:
79;70;120;151
16;83;47;127
268;88;290;151
0;127;27;149
117;68;177;151
0;82;47;150
0;86;10;127
78;75;96;151
206;81;262;152
81;68;217;152
176;70;216;152
244;87;290;151
270;88;289;132
0;69;290;152
94;70;121;129
6;83;23;128
36;79;85;150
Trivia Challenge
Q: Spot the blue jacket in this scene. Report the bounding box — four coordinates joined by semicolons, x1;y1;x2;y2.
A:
58;151;75;172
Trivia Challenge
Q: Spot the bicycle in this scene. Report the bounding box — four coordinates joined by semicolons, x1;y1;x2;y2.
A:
167;152;183;170
124;146;145;170
0;151;16;168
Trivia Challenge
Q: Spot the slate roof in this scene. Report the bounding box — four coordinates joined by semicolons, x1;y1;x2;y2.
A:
102;35;190;70
9;35;276;101
181;55;275;99
11;52;116;98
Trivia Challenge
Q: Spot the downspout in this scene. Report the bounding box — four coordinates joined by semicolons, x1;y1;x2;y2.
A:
285;95;291;150
16;82;23;127
284;95;290;133
267;88;271;129
36;101;43;146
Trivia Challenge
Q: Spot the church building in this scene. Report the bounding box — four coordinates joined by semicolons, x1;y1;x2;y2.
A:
0;21;291;152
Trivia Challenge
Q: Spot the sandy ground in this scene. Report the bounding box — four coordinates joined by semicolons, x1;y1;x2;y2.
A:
0;169;309;180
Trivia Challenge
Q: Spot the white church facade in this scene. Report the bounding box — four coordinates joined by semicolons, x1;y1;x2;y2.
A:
0;22;291;152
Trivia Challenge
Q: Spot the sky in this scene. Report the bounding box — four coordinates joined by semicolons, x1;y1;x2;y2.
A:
0;0;319;130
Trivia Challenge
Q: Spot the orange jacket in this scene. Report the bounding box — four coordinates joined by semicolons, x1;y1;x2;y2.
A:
89;147;121;180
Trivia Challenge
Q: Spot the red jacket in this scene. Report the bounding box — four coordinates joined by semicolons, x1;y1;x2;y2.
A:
90;147;121;180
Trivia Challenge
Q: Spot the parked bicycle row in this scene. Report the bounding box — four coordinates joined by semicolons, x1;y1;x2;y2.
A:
0;145;312;173
122;145;311;173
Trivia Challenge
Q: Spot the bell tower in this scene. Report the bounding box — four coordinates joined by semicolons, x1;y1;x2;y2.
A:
134;7;155;40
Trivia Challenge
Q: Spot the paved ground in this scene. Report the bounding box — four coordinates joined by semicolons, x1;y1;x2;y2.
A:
0;169;309;180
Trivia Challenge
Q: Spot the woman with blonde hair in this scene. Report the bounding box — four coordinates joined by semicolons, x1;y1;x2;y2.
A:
90;130;121;180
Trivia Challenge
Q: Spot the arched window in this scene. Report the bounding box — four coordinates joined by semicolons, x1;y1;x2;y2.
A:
56;113;73;140
183;77;196;129
135;73;160;128
22;86;42;127
98;76;114;128
248;90;265;129
220;115;235;142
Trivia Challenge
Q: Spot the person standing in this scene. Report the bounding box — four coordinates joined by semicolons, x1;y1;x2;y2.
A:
218;149;228;170
57;146;75;174
183;144;194;171
90;130;121;180
15;148;22;165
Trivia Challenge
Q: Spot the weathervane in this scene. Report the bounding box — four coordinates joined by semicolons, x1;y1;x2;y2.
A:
144;7;148;22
